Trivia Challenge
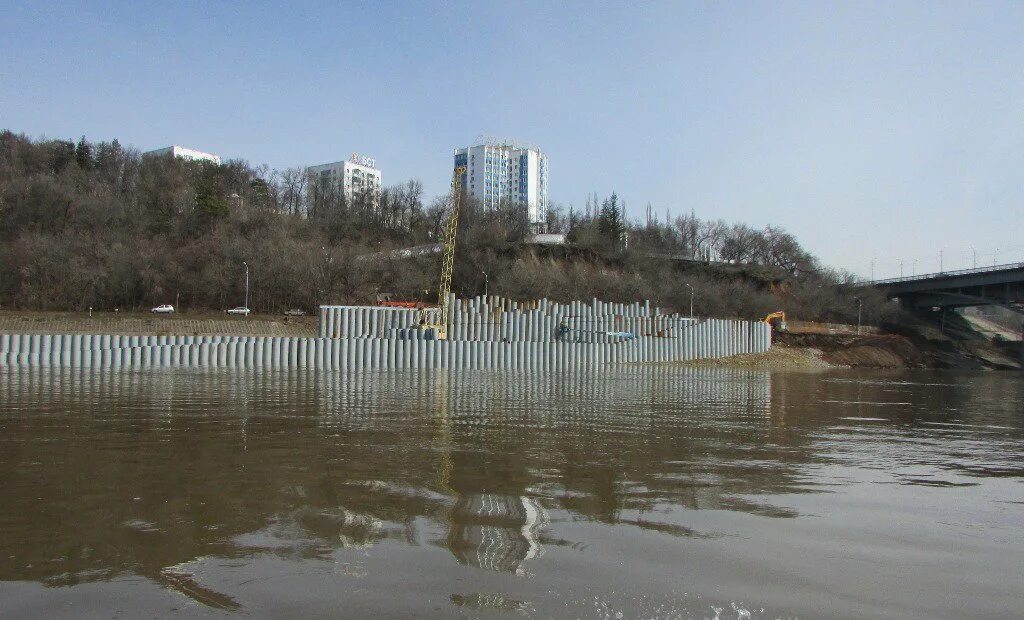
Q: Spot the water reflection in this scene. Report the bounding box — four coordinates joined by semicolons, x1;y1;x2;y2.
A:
0;367;777;588
1;366;1022;616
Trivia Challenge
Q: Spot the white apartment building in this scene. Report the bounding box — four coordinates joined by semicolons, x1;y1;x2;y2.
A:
454;139;548;224
143;145;221;165
306;153;382;202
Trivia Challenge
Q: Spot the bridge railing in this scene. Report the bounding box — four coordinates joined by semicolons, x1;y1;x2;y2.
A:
867;261;1024;285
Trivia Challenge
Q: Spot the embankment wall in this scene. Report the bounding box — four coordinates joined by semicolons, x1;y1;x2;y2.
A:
1;296;771;370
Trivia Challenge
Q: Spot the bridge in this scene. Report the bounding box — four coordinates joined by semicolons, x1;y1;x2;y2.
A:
868;262;1024;313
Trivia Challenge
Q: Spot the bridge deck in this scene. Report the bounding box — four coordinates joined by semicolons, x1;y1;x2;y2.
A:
867;262;1024;310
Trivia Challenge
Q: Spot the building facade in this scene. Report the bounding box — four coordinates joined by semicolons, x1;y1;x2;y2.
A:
453;139;548;224
143;145;221;165
306;153;382;203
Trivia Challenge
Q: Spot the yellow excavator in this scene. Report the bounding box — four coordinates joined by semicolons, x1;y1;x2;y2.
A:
762;311;788;332
417;165;467;340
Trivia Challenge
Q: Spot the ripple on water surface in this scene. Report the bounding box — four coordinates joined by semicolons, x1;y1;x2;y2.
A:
0;366;1022;618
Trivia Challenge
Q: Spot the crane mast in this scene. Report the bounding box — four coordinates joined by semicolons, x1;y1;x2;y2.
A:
427;165;466;340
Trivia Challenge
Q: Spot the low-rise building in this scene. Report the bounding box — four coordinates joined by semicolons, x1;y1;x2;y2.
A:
143;145;221;165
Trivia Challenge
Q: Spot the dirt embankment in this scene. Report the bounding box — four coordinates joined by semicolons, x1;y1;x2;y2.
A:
684;322;1022;372
677;333;927;371
775;328;1022;371
676;346;835;371
776;332;925;368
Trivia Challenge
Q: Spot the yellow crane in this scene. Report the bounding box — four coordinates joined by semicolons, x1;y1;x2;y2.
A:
419;165;467;340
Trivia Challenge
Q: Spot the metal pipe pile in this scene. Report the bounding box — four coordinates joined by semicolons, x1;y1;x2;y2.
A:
2;296;772;370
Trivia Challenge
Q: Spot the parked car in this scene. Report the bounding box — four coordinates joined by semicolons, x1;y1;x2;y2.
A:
226;307;251;316
151;304;175;314
283;309;306;316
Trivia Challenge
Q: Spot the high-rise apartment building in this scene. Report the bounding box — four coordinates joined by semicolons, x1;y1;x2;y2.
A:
143;145;221;165
306;153;382;202
453;139;548;224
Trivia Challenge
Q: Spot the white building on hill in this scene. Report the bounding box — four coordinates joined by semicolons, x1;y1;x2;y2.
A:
454;138;548;224
306;153;382;202
143;145;221;165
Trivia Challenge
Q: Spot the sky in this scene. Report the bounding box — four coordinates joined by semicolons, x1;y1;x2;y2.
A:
1;1;1022;278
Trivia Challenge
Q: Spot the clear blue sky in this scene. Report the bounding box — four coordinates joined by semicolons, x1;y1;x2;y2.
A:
2;1;1022;277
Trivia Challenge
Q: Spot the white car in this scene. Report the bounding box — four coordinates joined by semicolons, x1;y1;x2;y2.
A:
151;305;175;314
226;307;251;316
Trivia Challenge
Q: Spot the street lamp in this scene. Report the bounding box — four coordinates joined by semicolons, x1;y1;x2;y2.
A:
243;261;249;314
684;282;694;318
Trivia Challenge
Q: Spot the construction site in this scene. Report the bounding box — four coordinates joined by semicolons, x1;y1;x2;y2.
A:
0;295;771;370
0;162;776;371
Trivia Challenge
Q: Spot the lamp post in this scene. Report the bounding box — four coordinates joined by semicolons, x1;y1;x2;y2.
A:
243;261;249;315
684;282;694;318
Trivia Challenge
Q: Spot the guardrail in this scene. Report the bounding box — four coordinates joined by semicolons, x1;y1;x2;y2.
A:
864;262;1024;286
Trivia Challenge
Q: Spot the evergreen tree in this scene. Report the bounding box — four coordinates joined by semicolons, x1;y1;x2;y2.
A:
75;136;93;169
598;192;624;245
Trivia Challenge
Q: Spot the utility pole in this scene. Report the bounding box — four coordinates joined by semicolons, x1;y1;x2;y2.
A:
939;249;944;273
856;298;863;335
243;261;249;314
871;258;875;282
899;261;904;279
972;247;977;269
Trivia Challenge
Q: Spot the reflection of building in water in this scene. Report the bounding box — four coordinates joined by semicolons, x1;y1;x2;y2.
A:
0;365;780;594
430;370;549;574
447;494;547;574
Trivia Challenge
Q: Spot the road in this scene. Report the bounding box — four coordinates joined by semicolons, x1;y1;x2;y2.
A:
0;311;317;337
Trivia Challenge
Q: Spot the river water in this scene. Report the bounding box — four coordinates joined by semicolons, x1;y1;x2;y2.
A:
0;367;1021;618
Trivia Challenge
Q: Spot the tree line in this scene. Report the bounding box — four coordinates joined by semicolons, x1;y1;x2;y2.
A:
0;131;892;323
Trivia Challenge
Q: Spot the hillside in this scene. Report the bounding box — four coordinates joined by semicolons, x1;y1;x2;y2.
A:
0;131;891;324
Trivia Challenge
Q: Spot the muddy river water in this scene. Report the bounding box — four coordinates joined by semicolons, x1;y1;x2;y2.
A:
0;367;1022;618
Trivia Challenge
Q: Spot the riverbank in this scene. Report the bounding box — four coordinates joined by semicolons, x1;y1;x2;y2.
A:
675;345;837;371
3;310;1018;371
681;330;1023;372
